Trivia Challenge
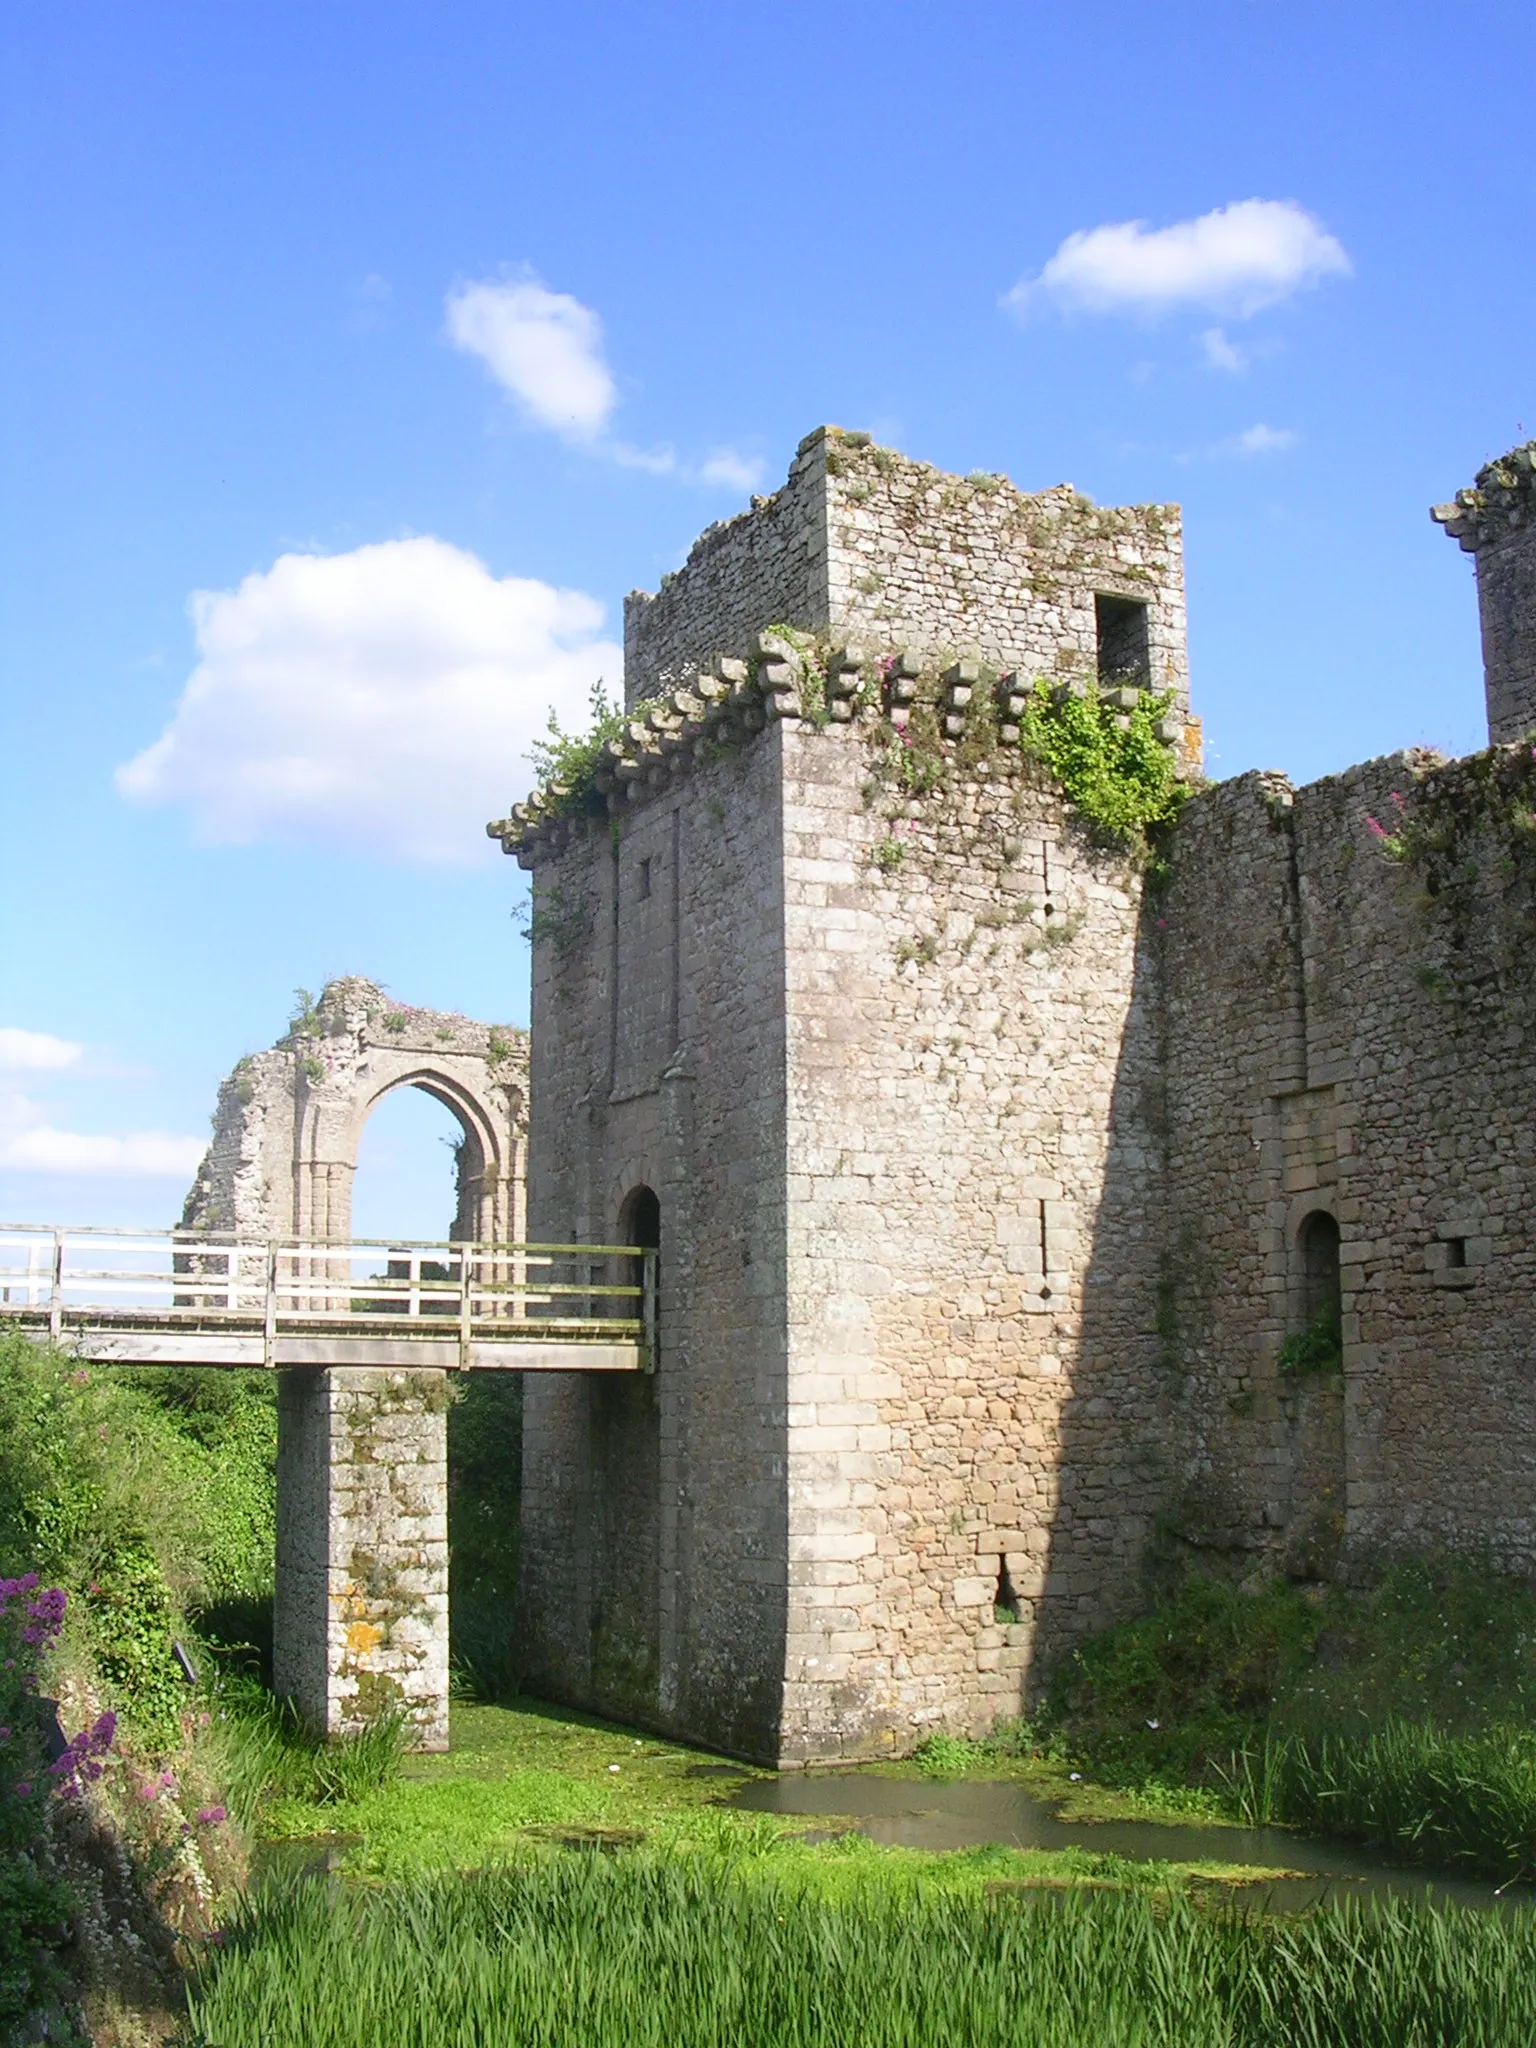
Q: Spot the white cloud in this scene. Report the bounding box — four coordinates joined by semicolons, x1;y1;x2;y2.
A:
1226;423;1297;456
444;271;761;493
0;1029;83;1073
116;537;621;863
0;1127;205;1176
1200;326;1247;374
446;275;616;442
1007;199;1350;320
699;447;764;492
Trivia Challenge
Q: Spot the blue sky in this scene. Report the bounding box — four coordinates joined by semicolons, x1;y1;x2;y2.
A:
2;0;1532;1239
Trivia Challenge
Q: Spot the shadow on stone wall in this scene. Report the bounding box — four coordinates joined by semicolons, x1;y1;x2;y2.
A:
1034;779;1352;1689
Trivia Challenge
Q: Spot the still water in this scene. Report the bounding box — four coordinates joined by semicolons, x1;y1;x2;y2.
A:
727;1771;1529;1913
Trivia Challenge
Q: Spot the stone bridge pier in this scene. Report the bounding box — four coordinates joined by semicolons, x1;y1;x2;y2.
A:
182;978;528;1750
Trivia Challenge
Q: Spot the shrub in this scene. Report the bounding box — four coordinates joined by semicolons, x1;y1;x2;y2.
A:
1017;679;1188;848
0;1335;275;1732
0;1574;85;2035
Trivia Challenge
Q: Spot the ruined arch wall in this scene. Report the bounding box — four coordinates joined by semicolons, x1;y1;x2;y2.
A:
182;976;528;1244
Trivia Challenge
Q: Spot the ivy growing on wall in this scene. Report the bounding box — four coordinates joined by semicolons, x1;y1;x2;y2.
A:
1016;681;1188;848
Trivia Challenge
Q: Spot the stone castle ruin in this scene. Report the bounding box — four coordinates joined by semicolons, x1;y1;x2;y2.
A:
187;980;528;1749
487;427;1536;1766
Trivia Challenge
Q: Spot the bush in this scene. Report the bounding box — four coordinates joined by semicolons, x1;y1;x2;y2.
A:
1042;1573;1324;1788
0;1334;275;1734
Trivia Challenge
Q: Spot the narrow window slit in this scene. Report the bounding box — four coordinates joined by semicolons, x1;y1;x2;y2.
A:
994;1557;1022;1624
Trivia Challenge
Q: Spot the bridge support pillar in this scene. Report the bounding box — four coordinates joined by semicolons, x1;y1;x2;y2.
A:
274;1368;450;1751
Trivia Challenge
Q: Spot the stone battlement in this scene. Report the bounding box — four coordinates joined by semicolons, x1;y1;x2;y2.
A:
623;428;1187;716
490;632;1200;869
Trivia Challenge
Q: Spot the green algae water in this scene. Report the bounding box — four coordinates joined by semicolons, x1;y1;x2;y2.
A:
727;1770;1531;1913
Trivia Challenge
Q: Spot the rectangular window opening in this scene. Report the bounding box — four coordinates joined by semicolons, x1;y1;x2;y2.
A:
1445;1236;1467;1269
638;858;652;900
1095;594;1151;690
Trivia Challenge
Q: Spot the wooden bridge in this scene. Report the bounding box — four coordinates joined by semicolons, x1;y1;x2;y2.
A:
0;1223;653;1374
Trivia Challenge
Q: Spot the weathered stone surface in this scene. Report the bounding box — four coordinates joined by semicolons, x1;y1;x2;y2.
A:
183;975;527;1245
1433;440;1536;744
186;978;527;1751
624;428;1189;723
275;1367;450;1749
509;428;1536;1768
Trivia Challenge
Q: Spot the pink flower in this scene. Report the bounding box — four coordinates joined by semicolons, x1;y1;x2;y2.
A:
1365;815;1388;839
138;1783;158;1803
196;1805;227;1827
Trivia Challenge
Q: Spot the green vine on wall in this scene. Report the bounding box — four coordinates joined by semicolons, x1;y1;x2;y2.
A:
1016;680;1188;849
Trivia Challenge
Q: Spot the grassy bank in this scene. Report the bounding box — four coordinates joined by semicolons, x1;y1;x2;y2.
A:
1008;1560;1536;1883
247;1697;1268;1896
184;1859;1536;2048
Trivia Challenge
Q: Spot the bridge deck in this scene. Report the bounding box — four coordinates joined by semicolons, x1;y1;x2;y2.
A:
0;1226;653;1372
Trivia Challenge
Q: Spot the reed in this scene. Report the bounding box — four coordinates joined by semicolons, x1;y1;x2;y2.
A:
184;1858;1536;2048
1220;1719;1536;1882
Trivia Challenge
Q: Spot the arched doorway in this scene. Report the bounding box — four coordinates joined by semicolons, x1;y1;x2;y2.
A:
351;1082;467;1245
1299;1210;1342;1342
181;977;527;1249
178;979;531;1750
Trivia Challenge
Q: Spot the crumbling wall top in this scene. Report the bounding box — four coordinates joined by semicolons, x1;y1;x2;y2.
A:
1432;441;1536;552
623;427;1187;713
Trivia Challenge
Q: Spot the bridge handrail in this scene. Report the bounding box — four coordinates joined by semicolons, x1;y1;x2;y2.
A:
0;1225;658;1369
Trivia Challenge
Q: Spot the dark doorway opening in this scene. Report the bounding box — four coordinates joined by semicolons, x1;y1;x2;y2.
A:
1300;1211;1342;1331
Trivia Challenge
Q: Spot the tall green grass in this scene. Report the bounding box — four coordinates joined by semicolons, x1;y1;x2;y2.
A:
1220;1719;1536;1883
184;1859;1536;2048
210;1673;407;1824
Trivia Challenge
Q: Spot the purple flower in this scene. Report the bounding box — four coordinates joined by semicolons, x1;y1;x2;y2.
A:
15;1781;30;1798
196;1805;227;1827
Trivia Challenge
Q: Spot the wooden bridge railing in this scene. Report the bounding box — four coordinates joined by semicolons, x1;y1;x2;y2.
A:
0;1224;655;1372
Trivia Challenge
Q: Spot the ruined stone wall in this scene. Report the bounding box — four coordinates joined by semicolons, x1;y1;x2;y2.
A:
182;976;528;1247
1434;442;1536;746
1160;746;1536;1573
623;462;827;708
624;429;1189;726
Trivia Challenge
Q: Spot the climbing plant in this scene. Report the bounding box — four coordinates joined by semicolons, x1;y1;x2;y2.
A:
1016;680;1188;848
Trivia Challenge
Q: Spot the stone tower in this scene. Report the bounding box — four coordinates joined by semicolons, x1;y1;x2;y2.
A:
491;429;1193;1764
493;426;1536;1769
1434;440;1536;743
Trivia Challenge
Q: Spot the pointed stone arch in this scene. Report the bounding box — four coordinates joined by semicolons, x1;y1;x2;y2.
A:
183;976;527;1248
180;978;528;1752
